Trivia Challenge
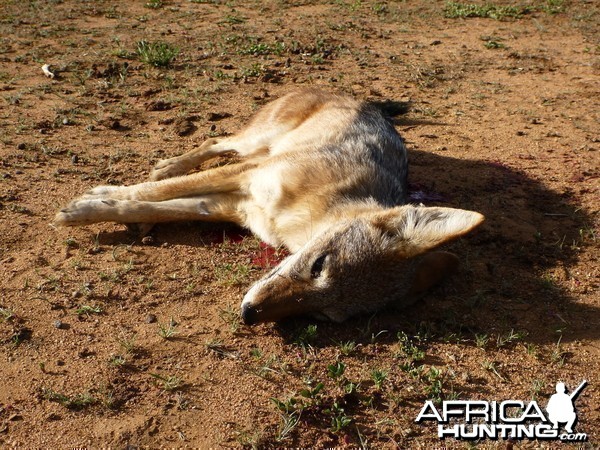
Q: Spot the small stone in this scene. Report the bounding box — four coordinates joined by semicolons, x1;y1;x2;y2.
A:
145;314;157;324
53;320;64;329
71;154;79;164
62;117;70;125
141;235;154;245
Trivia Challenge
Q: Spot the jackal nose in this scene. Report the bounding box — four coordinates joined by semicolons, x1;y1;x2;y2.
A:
241;303;259;325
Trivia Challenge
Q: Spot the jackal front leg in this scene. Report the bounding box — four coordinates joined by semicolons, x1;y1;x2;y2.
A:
150;138;233;181
150;131;273;181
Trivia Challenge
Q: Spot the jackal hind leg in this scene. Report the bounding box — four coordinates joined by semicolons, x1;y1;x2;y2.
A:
55;163;252;228
55;193;245;228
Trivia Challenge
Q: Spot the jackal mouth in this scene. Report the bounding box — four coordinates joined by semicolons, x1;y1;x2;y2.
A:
241;303;261;325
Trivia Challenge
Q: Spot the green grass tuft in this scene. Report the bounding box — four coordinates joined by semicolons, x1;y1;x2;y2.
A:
444;2;529;19
137;40;179;67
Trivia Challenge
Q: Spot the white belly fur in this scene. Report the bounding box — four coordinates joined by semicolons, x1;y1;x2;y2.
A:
242;166;284;248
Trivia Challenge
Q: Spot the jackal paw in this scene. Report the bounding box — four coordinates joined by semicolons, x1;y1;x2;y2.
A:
54;198;116;226
150;158;186;181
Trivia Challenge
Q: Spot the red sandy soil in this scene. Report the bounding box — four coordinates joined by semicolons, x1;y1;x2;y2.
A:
0;0;598;447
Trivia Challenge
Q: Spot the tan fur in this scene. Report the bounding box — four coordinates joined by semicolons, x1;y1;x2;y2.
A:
55;88;484;324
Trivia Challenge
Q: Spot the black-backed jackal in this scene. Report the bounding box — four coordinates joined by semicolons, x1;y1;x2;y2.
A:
55;88;484;324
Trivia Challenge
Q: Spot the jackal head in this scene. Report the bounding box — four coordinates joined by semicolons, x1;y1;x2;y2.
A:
241;205;484;324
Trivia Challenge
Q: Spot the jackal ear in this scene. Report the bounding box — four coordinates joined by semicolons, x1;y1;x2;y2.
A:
371;206;484;257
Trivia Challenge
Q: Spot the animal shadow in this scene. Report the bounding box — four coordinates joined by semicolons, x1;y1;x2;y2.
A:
277;148;597;347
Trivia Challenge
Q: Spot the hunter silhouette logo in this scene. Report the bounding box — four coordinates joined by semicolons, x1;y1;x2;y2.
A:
546;380;587;434
415;379;588;442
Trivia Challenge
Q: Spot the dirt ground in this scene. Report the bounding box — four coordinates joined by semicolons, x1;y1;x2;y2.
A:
0;0;598;448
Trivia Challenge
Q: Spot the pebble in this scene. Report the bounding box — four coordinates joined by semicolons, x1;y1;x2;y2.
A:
145;314;157;324
53;319;64;329
71;154;79;164
141;235;154;245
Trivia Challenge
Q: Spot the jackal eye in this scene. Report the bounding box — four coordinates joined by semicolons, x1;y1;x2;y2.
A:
310;254;327;279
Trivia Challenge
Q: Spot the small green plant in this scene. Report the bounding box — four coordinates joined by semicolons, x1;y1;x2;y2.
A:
396;331;425;362
64;237;79;248
109;354;127;367
345;380;360;396
0;307;15;321
42;388;97;410
444;2;528;20
75;305;103;316
116;330;137;355
484;40;506;49
221;14;246;24
525;342;538;357
145;0;163;8
482;359;505;381
253;354;287;378
423;367;444;401
371;369;388;390
219;306;241;333
326;401;352;432
271;397;302;442
241;63;263;78
157;318;178;339
205;339;238;359
539;0;564;14
214;262;252;286
299;381;325;402
496;329;527;348
475;333;489;348
150;373;182;391
531;379;545;400
295;324;317;348
337;340;357;356
327;361;346;380
550;335;566;366
137;40;179;67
